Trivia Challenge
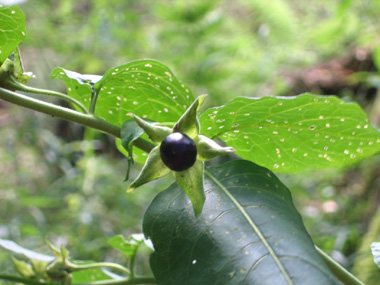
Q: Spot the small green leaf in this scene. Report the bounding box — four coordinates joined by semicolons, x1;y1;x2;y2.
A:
200;94;380;172
173;160;205;217
121;119;144;180
0;5;25;64
115;137;150;165
143;160;339;284
108;235;144;260
127;146;170;192
70;261;113;283
11;256;35;278
50;67;102;111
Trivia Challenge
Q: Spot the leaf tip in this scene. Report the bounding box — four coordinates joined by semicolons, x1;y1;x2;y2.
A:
197;94;207;107
126;185;135;193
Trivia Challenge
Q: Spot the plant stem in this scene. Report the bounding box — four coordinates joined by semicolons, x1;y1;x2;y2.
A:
0;274;56;285
316;246;364;285
0;274;156;285
89;84;99;114
6;77;89;114
76;277;156;285
71;262;130;276
0;87;155;153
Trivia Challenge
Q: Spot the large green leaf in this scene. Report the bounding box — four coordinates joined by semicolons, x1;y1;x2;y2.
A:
143;160;339;284
51;60;194;126
0;5;25;64
94;59;194;126
200;94;380;173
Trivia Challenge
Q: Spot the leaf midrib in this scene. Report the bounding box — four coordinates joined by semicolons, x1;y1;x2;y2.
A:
205;170;294;285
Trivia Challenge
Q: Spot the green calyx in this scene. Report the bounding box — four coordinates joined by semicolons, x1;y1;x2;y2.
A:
126;95;235;217
195;135;235;161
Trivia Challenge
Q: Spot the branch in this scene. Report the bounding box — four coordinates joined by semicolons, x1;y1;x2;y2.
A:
71;262;130;276
0;87;155;153
0;274;56;285
0;274;156;285
6;77;89;114
75;277;156;285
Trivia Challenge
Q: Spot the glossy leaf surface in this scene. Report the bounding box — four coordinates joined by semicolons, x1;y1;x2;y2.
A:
94;60;193;126
52;60;194;126
143;160;338;284
120;119;144;179
108;234;145;260
50;67;101;110
200;94;380;172
0;5;25;64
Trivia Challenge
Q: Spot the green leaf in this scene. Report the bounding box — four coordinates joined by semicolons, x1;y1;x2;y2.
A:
94;60;193;126
52;60;194;127
0;5;25;64
108;234;144;260
0;238;54;262
50;67;102;111
115;137;149;165
71;261;113;283
121;119;144;180
200;94;380;173
143;160;339;284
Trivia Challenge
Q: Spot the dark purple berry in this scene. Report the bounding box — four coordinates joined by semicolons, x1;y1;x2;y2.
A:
160;132;197;171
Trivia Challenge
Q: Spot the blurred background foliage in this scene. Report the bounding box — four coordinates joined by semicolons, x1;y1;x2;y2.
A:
1;0;380;282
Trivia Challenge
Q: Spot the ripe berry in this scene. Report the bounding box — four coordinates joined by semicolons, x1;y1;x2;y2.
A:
160;132;197;171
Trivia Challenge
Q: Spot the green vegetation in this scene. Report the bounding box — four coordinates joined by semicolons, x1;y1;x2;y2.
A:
1;0;380;284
